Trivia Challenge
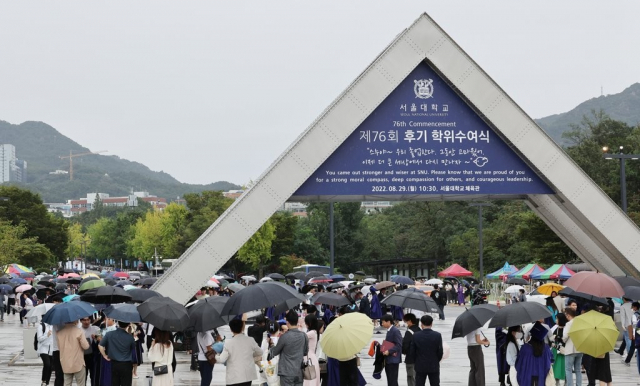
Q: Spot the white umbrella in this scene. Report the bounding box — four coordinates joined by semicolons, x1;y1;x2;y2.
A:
26;303;54;319
228;283;245;293
206;280;220;288
504;285;525;294
339;281;354;287
259;277;274;282
364;278;377;284
241;275;256;282
425;278;443;285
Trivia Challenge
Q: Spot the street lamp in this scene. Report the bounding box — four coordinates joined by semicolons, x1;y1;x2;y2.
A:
469;202;492;284
602;146;640;213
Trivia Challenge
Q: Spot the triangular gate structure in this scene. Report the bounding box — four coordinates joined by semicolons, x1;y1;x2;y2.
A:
153;13;640;303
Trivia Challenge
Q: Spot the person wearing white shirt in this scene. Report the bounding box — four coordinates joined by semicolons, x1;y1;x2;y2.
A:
505;326;523;386
37;322;54;386
562;308;582;386
466;328;490;386
197;331;216;386
619;297;634;365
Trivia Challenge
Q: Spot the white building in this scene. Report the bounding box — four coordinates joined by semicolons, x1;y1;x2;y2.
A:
0;144;27;183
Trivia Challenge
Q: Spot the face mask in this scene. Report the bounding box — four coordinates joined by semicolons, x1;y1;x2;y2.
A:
515;332;523;340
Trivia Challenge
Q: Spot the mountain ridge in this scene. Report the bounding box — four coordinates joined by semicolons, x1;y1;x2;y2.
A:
0;120;241;202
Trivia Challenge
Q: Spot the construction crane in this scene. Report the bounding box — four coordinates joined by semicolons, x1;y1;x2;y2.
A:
59;150;107;181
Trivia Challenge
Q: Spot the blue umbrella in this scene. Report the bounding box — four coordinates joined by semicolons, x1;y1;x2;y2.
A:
330;274;346;281
42;301;96;325
392;275;415;285
0;284;14;293
104;304;142;323
10;278;27;285
63;295;79;302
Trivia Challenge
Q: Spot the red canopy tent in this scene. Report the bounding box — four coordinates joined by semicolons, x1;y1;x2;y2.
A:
437;264;473;277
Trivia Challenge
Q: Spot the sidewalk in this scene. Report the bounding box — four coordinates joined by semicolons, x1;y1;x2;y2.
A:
1;304;639;385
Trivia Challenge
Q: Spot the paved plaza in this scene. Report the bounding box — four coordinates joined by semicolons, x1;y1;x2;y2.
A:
1;305;639;386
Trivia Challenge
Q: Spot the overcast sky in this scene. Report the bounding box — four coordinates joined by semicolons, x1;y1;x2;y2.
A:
1;1;639;185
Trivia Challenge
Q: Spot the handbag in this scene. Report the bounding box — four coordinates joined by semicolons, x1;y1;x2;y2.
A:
153;365;168;376
318;358;327;374
302;358;316;380
198;339;216;365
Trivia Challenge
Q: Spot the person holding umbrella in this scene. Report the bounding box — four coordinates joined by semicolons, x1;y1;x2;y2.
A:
562;308;582;386
466;326;490;386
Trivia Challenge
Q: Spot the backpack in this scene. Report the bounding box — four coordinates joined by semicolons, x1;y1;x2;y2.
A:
33;322;46;350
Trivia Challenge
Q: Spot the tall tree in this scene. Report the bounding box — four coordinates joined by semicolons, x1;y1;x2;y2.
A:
237;219;276;274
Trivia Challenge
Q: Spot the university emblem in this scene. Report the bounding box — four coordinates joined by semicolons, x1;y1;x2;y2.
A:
414;79;434;99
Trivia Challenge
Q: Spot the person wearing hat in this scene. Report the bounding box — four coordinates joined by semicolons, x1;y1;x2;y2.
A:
514;323;552;386
369;287;383;329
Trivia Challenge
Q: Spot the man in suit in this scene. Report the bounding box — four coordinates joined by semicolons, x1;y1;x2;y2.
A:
381;314;402;386
408;315;443;386
402;313;421;386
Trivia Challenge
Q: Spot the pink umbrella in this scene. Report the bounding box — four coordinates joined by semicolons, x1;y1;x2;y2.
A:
113;272;129;278
15;284;33;293
62;273;80;278
564;271;624;298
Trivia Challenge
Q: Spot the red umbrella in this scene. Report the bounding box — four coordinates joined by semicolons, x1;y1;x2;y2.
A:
564;271;624;298
113;272;129;278
308;277;332;284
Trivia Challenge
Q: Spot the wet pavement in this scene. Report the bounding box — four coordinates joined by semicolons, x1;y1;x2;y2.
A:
1;304;638;385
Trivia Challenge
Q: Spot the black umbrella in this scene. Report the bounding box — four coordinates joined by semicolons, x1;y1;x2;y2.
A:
354;271;366;276
444;276;460;283
0;277;10;284
273;294;306;316
506;278;528;285
558;287;607;305
392;276;415;285
138;296;190;332
38;280;56;288
54;283;68;291
36;287;56;300
80;286;132;304
348;283;366;292
381;289;439;313
41;275;54;281
128;289;161;303
103;278;117;286
623;286;640;301
310;292;352;307
221;281;303;317
45;291;66;303
267;273;286;281
188;296;230;332
104;304;142;323
139;278;157;286
286;272;306;280
452;304;498;339
66;278;81;285
488;302;552;328
56;278;68;283
326;283;345;290
614;276;640;289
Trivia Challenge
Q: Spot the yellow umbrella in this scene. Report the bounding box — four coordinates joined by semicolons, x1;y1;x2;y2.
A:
569;310;618;357
320;312;373;360
537;283;564;296
82;273;99;279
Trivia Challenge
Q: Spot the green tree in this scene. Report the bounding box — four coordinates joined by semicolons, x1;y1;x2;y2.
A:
0;186;69;260
0;220;54;268
270;212;298;259
87;218;118;259
183;191;233;247
66;222;90;259
161;203;189;258
279;254;308;274
237;219;276;274
127;211;165;261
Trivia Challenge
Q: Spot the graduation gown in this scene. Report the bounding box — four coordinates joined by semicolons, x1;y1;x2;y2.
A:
514;343;552;386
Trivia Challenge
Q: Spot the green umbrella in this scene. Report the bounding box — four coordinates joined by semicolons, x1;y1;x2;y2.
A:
79;279;106;294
